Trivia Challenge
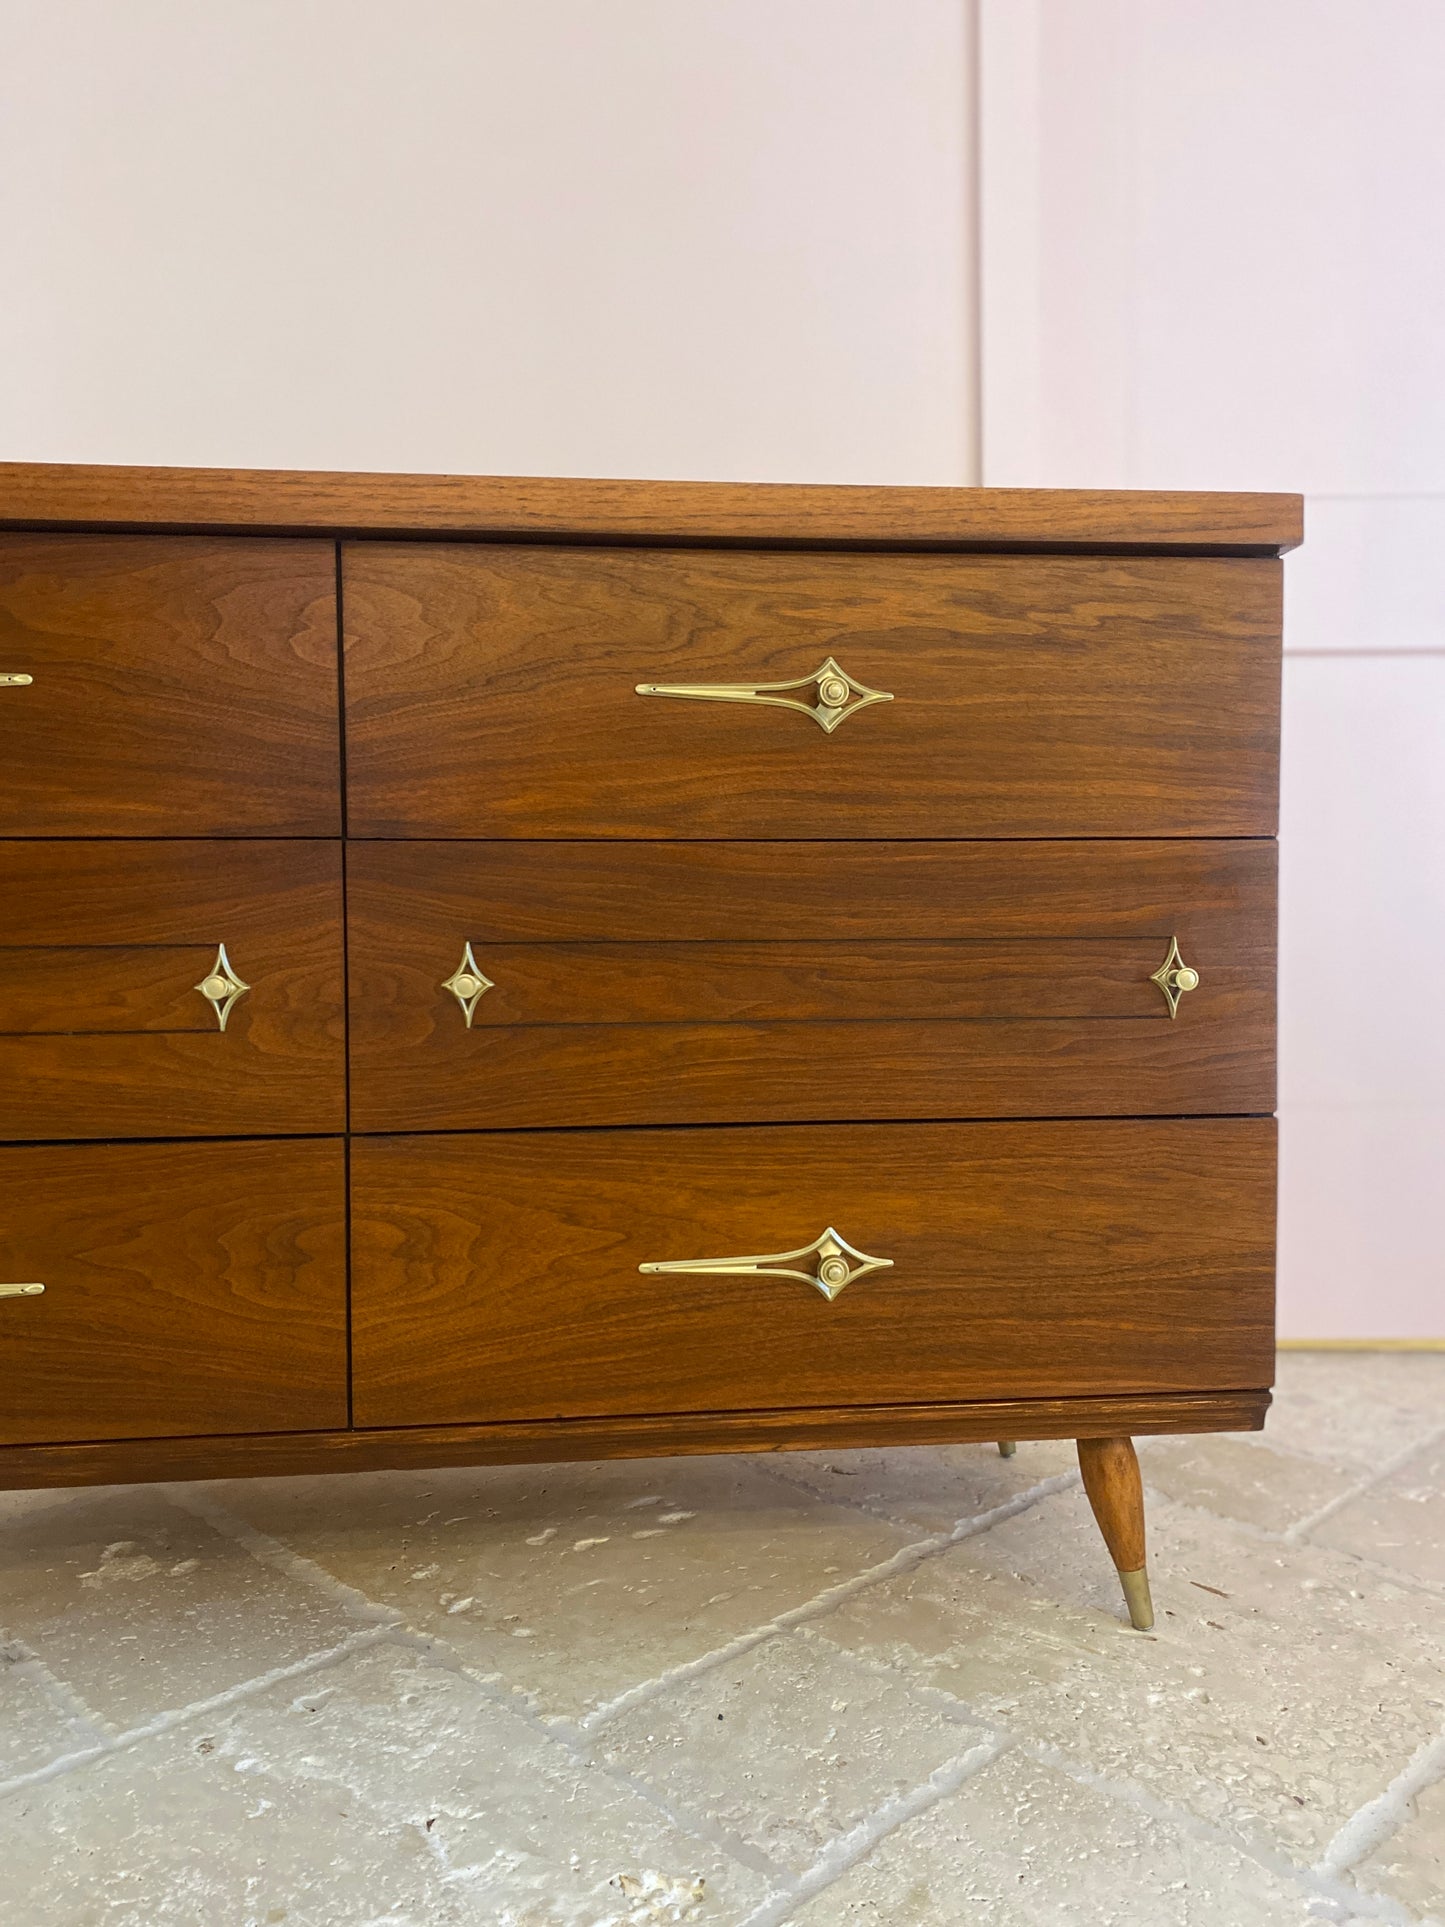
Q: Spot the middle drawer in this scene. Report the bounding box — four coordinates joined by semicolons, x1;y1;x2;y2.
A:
348;839;1275;1130
0;840;344;1140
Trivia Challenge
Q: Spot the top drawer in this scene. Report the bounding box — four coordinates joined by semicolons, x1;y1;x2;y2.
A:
0;535;339;835
343;544;1280;839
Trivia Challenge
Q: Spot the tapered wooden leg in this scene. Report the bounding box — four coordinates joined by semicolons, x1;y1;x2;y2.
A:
997;1440;1017;1458
1076;1436;1154;1631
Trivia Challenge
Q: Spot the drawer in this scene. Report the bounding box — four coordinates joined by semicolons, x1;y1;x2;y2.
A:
0;841;345;1139
350;1120;1277;1426
0;534;339;834
348;839;1275;1131
343;544;1280;838
0;1139;347;1445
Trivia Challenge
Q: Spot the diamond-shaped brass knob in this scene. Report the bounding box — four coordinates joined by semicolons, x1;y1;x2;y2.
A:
1150;936;1200;1018
193;944;250;1031
442;941;494;1028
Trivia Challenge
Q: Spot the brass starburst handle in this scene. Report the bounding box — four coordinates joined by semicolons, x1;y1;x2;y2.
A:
193;944;250;1031
639;1226;892;1303
1150;936;1200;1018
441;941;495;1028
635;657;893;734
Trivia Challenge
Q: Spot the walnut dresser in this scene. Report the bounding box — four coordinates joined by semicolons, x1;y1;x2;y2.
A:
0;465;1300;1631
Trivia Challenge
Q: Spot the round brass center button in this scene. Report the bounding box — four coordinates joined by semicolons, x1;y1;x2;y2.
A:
452;974;482;998
818;1256;850;1288
200;975;230;1000
1173;967;1200;992
817;676;850;708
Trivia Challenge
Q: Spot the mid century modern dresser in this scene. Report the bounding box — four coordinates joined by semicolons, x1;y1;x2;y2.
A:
0;465;1299;1631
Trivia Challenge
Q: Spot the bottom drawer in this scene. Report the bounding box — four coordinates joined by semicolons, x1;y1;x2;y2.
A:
0;1139;347;1445
351;1120;1275;1427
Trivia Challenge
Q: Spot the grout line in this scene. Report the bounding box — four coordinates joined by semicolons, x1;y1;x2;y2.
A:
377;1624;790;1884
1125;1470;1445;1607
0;1638;113;1748
578;1471;1079;1734
0;1625;392;1801
159;1484;403;1627
1297;1544;1445;1604
750;1446;1079;1538
1314;1728;1445;1882
573;1743;792;1885
1283;1422;1445;1545
577;1625;793;1738
1011;1739;1426;1927
734;1734;1014;1927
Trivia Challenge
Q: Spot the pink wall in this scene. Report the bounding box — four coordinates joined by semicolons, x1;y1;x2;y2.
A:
0;0;974;485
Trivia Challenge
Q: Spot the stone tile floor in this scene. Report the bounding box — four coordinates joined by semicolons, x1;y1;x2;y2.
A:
1;1351;1442;1927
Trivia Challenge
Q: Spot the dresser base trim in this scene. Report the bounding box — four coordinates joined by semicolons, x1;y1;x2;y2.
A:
0;1390;1270;1491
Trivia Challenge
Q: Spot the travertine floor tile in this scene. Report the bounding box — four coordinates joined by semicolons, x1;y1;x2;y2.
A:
792;1748;1319;1925
812;1488;1445;1862
0;1487;365;1731
597;1629;993;1873
1135;1433;1351;1533
209;1458;911;1722
1350;1765;1445;1920
757;1440;1079;1534
1265;1353;1445;1473
0;1641;770;1927
0;1644;99;1781
1309;1435;1445;1585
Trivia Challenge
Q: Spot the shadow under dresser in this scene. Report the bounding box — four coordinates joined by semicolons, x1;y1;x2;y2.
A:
0;465;1300;1631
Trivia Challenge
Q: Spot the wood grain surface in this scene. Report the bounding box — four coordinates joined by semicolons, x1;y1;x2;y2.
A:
0;840;345;1139
0;944;217;1033
0;533;339;835
0;462;1304;551
343;545;1282;838
350;1120;1277;1426
0;1390;1270;1491
0;1138;347;1445
347;839;1275;1130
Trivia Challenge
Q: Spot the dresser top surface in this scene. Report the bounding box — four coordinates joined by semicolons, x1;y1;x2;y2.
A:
0;462;1302;553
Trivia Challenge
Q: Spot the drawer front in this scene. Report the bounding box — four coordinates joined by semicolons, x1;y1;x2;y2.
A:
350;1120;1276;1426
0;1139;347;1445
0;841;345;1140
0;534;339;835
348;839;1275;1130
343;544;1280;838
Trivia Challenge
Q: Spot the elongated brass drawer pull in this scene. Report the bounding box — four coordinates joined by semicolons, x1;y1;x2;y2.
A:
1;673;34;686
1150;935;1200;1018
442;941;494;1027
640;1226;892;1302
635;656;893;734
0;1282;45;1299
194;943;250;1031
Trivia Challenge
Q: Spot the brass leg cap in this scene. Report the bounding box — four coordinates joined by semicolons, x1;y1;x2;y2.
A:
1118;1566;1154;1632
997;1440;1017;1458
